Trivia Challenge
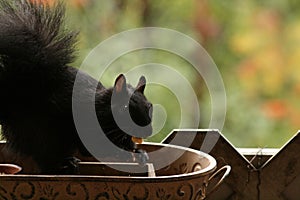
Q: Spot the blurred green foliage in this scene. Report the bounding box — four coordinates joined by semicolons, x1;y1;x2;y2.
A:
65;0;300;148
2;0;300;148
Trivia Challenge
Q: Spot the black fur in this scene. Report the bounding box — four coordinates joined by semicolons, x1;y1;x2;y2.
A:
0;0;152;174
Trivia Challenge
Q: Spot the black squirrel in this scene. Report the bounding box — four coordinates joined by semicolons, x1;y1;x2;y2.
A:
0;0;153;174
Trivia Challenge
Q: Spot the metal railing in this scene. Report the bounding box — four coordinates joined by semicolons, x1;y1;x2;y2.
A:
162;129;300;200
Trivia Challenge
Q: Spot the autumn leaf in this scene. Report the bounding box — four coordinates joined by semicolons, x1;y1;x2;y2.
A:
262;100;288;119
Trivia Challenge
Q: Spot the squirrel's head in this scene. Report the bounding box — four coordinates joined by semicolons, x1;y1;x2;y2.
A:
111;74;153;139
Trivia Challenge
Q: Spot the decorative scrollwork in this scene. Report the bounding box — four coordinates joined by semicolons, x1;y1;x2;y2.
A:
194;187;206;200
192;163;202;172
177;183;193;199
174;163;188;174
94;192;110;200
125;184;149;200
156;188;171;200
66;183;89;200
177;183;207;200
37;183;59;200
112;184;149;200
0;185;9;200
0;181;209;199
10;182;35;200
111;187;122;200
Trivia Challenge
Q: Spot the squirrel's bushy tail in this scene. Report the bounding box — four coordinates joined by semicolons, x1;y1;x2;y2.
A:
0;0;77;77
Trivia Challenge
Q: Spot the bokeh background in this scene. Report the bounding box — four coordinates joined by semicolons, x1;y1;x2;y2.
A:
3;0;300;148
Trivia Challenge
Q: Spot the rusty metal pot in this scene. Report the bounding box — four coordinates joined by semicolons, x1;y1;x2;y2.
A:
0;142;230;199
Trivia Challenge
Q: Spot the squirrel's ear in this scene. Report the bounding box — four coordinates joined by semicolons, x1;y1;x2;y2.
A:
136;76;146;94
114;74;127;94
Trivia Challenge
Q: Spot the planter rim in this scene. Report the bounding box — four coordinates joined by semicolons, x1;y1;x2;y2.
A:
0;142;217;180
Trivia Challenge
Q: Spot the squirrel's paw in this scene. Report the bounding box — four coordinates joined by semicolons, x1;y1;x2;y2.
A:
59;157;81;174
133;149;149;166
